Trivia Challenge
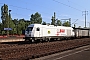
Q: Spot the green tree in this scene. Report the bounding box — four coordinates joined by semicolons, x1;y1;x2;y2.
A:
78;26;81;28
51;12;56;25
30;12;42;24
62;21;70;27
47;23;50;25
0;22;5;35
1;4;13;35
17;19;26;35
51;16;55;25
12;19;30;35
8;12;15;35
12;19;18;25
19;19;26;30
25;20;31;28
42;21;46;25
9;20;15;35
12;19;18;34
1;4;9;35
56;19;62;26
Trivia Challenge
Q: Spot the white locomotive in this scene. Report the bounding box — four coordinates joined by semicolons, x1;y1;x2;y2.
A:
24;24;75;42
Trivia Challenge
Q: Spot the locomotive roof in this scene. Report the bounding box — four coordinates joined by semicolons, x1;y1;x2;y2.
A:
28;24;73;29
73;27;90;30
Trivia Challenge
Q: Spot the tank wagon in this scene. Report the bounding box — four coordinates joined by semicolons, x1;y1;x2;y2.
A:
73;27;90;38
23;24;75;42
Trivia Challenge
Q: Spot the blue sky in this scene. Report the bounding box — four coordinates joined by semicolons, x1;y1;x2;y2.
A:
0;0;90;27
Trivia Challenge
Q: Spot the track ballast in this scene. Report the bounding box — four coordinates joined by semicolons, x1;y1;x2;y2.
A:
0;38;90;60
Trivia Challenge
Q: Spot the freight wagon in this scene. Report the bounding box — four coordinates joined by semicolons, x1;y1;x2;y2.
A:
24;24;75;42
73;28;90;38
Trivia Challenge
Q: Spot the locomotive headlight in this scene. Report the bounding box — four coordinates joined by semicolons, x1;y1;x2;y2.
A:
29;34;31;36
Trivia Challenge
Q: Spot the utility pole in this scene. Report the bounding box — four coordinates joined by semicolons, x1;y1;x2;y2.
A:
82;10;88;28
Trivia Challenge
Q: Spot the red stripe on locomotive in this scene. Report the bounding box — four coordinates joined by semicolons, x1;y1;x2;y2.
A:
57;29;65;33
60;29;65;33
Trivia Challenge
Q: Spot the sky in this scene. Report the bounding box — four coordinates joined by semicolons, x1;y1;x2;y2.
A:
0;0;90;27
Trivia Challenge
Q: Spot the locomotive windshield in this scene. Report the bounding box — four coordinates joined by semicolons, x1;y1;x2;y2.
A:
26;27;33;31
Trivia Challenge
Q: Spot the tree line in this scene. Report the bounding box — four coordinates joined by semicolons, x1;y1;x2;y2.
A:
0;4;71;35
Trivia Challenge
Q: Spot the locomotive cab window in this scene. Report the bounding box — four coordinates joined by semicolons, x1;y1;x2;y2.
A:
26;27;33;31
36;27;40;31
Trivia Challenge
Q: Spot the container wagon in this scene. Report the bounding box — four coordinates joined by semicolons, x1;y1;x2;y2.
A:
73;27;90;38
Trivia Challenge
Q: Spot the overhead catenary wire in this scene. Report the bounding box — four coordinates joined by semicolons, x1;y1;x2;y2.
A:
0;2;64;20
0;1;83;23
52;0;82;12
0;1;81;17
71;19;78;25
0;2;56;21
18;0;70;18
0;3;49;18
18;0;82;20
0;2;52;16
67;0;86;10
19;0;55;11
67;0;90;18
19;0;85;13
52;0;89;27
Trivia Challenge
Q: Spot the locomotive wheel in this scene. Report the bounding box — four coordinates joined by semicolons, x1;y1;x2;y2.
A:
25;39;29;41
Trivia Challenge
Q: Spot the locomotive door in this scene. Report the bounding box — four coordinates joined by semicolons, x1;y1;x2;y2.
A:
36;27;40;37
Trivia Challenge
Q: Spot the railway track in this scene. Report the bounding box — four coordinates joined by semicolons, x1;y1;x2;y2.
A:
0;38;90;60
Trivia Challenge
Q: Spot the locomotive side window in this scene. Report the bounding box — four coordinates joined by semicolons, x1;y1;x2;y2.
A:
36;27;40;31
